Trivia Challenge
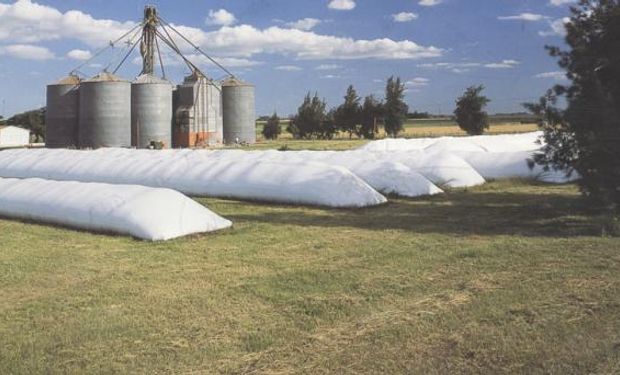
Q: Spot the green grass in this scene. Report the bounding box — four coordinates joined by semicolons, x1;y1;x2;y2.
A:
1;180;619;373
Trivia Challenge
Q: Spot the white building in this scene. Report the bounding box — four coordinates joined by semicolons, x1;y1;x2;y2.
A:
0;126;30;147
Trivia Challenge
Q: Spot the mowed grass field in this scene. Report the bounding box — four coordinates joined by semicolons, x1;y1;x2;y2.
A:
1;127;619;373
1;181;619;373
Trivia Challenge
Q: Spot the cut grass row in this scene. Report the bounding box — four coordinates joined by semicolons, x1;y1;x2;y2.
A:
1;180;619;373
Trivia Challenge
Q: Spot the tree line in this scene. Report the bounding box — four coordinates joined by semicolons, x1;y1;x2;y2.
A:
263;77;493;140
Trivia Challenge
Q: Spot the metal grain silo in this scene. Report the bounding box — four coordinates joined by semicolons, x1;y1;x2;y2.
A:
222;77;256;144
131;74;173;148
78;72;131;148
45;75;80;148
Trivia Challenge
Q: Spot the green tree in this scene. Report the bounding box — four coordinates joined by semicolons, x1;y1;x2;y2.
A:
383;76;408;137
7;108;45;142
334;85;361;138
359;95;382;139
262;112;282;140
288;92;335;139
454;85;490;135
525;0;620;213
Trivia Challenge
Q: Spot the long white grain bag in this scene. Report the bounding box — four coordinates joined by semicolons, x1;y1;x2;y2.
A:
358;132;544;153
366;150;486;188
0;177;232;240
210;149;443;197
0;149;386;208
454;151;577;183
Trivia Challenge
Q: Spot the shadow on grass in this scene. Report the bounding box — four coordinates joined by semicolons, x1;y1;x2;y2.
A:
226;188;605;238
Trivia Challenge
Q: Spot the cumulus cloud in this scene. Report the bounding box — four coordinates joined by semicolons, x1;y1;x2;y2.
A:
0;0;136;47
275;65;302;71
0;0;443;63
392;12;418;22
419;0;442;6
0;43;54;60
285;18;321;31
66;49;92;60
328;0;356;11
539;17;570;36
498;13;548;21
171;24;443;60
205;9;236;26
534;71;568;80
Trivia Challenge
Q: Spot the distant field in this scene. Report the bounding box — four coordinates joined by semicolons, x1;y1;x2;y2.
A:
1;180;619;373
248;119;538;150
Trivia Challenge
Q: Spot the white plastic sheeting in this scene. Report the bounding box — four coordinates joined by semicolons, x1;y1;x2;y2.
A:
454;151;575;183
0;148;386;208
359;132;574;184
0;177;232;240
358;132;544;153
214;150;443;197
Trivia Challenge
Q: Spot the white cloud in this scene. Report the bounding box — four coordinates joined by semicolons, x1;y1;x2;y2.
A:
0;0;136;47
66;49;92;60
206;9;236;26
484;59;520;69
172;24;443;60
328;0;356;11
419;0;442;6
417;62;482;69
534;71;568;80
392;12;418;23
275;65;302;71
498;13;548;22
285;18;321;31
0;1;443;63
320;74;341;79
0;44;54;60
405;77;429;87
152;52;262;68
539;17;570;36
550;0;576;6
418;60;520;70
315;64;341;70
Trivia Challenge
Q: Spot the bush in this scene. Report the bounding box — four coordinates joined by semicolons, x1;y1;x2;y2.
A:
262;112;281;140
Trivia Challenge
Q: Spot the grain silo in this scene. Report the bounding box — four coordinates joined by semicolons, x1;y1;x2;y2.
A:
173;71;223;147
131;74;173;148
45;75;80;148
222;77;256;144
78;72;131;148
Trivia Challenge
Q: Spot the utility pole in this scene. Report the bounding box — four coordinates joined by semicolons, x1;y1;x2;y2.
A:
140;5;158;75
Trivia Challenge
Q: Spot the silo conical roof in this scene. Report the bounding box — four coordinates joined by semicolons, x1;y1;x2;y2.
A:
85;72;127;83
50;74;81;86
133;74;172;85
221;76;253;87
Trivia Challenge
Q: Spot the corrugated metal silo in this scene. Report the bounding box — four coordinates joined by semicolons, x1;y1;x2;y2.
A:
173;71;223;147
45;75;80;148
222;77;255;144
78;72;131;148
131;74;173;148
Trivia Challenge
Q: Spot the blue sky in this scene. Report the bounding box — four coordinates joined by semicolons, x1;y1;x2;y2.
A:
0;0;574;117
